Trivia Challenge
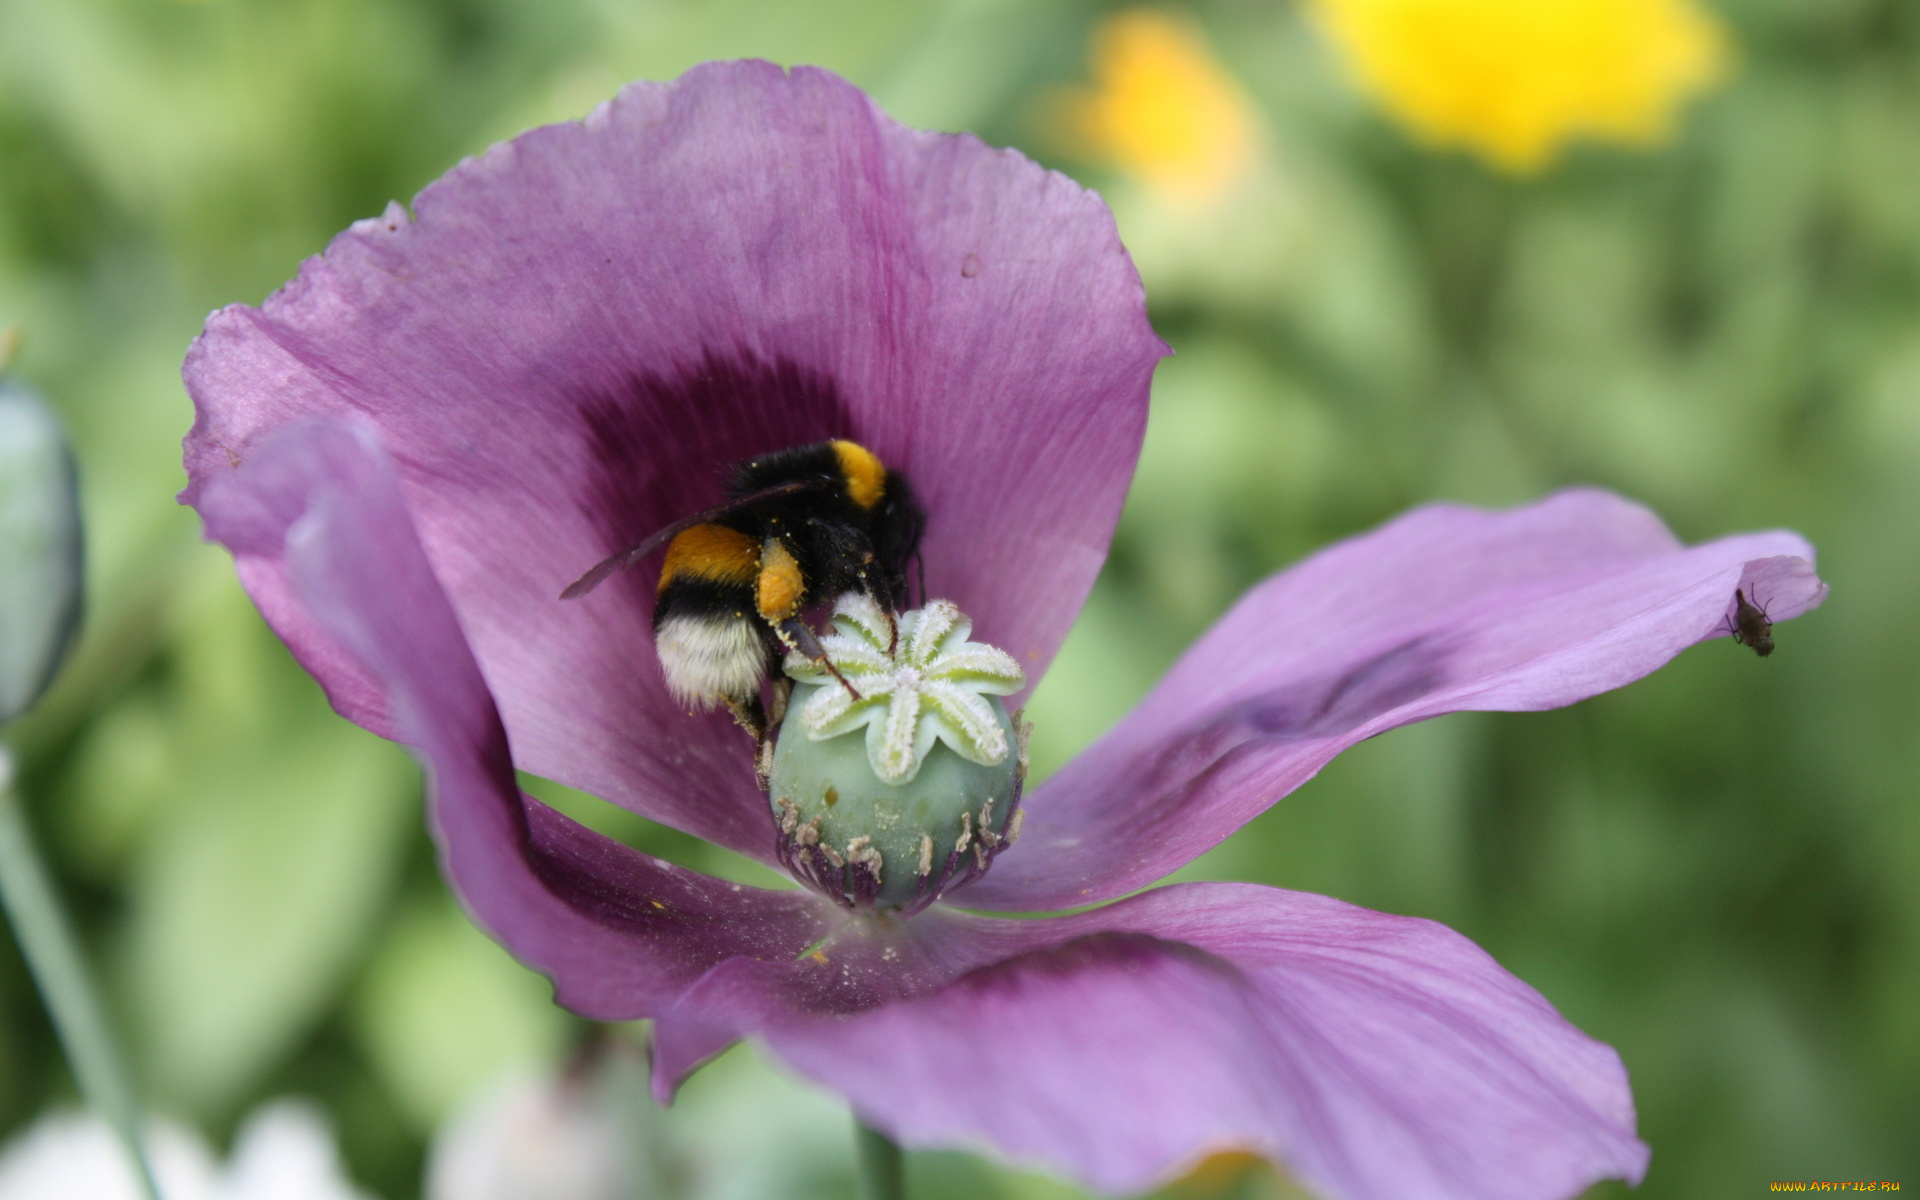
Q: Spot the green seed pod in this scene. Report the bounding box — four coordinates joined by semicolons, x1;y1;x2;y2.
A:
770;683;1021;909
768;597;1028;911
0;372;84;724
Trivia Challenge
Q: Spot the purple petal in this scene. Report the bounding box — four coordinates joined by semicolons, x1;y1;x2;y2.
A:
181;61;1163;860
967;489;1828;910
657;883;1647;1200
194;419;833;1019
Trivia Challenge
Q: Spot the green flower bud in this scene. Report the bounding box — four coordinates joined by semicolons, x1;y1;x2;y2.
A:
0;369;84;725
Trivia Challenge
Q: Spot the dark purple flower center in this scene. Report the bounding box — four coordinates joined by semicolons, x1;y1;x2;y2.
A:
574;351;857;609
566;354;1030;913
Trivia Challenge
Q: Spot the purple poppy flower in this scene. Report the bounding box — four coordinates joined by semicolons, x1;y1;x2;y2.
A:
179;62;1826;1200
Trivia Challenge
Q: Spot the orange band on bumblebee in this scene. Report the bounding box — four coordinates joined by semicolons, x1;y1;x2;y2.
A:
658;523;760;593
830;440;887;510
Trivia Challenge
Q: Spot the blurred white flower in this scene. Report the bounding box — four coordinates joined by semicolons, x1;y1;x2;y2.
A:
425;1072;634;1200
0;1111;213;1200
212;1103;371;1200
0;1100;368;1200
428;1044;877;1200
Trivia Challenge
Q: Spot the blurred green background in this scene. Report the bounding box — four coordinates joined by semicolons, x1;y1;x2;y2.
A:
1;0;1915;1196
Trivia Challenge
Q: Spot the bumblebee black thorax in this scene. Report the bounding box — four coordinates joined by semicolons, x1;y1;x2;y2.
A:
641;439;923;709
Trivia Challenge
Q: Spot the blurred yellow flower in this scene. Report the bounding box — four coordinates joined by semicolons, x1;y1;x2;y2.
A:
1054;8;1259;207
1308;0;1730;172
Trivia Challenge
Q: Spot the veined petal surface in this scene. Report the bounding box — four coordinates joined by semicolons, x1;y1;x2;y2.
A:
181;60;1163;860
655;882;1648;1200
966;489;1828;910
194;419;833;1018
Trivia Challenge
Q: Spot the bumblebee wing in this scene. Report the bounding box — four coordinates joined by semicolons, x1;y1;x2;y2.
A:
559;478;831;599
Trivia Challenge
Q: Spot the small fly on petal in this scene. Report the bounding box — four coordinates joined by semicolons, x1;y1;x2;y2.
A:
1724;587;1775;657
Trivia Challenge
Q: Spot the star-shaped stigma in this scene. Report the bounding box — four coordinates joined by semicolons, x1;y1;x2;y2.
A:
784;595;1026;785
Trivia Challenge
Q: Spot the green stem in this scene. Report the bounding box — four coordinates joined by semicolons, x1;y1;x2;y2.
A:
0;745;163;1200
853;1115;907;1200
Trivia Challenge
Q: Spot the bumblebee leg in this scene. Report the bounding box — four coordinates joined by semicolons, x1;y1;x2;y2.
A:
747;680;793;791
774;616;862;700
721;694;767;742
848;564;898;653
854;563;900;654
836;529;901;652
755;736;776;792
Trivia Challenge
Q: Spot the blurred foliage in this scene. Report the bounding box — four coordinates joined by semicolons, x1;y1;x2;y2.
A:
1;0;1916;1197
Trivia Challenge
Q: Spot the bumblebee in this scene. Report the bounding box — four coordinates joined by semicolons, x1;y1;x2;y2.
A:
563;439;924;722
